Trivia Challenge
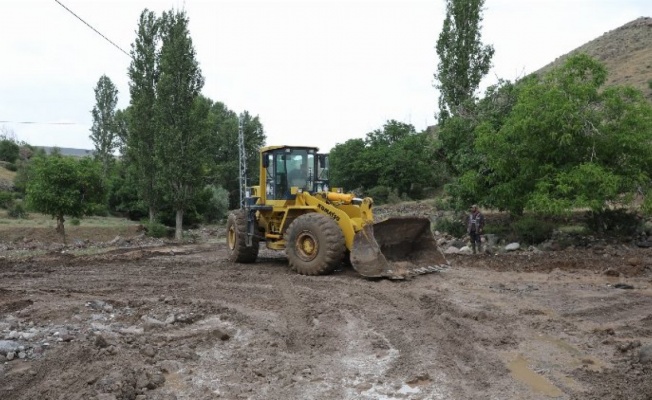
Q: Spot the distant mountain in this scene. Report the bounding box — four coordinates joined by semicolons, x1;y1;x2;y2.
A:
536;17;652;99
37;146;95;157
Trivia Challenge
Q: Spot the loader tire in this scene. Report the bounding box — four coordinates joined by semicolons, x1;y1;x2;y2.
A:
285;213;345;276
226;210;259;263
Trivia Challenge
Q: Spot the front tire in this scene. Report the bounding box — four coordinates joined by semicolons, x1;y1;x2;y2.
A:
285;213;345;276
226;210;259;263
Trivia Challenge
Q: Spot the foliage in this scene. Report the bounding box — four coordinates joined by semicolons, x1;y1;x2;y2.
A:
207;105;265;209
7;202;27;219
434;0;494;122
434;215;466;238
0;139;20;163
475;54;652;215
366;186;390;204
25;156;105;242
197;185;230;223
127;9;161;223
510;215;555;245
330;120;445;199
584;209;640;235
106;160;147;220
0;191;14;208
90;75;119;176
143;220;169;238
154;9;207;239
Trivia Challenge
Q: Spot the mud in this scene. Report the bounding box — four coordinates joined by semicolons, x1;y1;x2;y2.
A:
0;241;651;399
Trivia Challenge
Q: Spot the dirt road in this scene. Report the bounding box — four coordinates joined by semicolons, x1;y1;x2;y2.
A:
1;242;651;399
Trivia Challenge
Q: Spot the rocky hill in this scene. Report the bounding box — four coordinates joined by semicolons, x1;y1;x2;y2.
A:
537;17;652;99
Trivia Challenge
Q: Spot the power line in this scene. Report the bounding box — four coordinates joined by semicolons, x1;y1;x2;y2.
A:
0;120;81;125
53;0;131;58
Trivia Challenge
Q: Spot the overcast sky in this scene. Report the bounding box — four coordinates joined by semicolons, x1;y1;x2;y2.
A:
0;0;649;152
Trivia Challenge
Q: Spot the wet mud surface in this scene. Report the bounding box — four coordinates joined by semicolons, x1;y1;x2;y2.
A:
1;243;651;399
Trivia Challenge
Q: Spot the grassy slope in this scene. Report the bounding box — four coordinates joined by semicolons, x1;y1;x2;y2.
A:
536;17;652;99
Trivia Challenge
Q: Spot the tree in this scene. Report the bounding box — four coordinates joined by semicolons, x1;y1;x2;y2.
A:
90;75;119;176
330;120;445;199
477;54;652;215
154;9;207;239
207;103;266;209
127;9;161;223
26;155;104;243
0;139;20;163
434;0;494;122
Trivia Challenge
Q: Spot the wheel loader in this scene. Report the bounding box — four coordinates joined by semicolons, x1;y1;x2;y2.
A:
226;145;449;279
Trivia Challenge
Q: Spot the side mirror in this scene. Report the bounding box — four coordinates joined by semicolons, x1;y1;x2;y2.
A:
262;153;270;168
318;154;326;168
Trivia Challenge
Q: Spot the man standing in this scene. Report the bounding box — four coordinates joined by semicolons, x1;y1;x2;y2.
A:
467;204;485;254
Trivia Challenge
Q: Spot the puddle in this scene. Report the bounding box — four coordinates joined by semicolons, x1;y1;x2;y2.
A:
507;354;563;398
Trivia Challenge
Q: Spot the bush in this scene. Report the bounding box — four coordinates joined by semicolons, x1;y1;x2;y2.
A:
70;218;81;226
4;163;17;172
366;186;390;205
197;185;230;223
144;221;169;238
511;215;555;244
585;209;639;235
0;191;14;209
434;215;467;237
7;203;28;219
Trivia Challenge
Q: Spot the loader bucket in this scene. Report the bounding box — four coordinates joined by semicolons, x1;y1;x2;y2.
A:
350;217;449;279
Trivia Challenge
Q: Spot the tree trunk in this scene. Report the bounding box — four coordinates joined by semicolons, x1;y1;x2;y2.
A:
149;207;156;224
175;209;183;240
56;214;66;245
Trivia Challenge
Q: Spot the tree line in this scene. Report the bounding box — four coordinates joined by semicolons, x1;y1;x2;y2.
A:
1;8;266;241
3;0;652;241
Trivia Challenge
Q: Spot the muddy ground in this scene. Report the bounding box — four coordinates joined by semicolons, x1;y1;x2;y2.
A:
1;232;652;399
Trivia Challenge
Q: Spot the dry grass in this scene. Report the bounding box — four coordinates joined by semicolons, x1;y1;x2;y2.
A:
536;17;652;99
0;167;16;183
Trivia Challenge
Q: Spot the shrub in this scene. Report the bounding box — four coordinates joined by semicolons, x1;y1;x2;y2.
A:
511;215;555;244
144;221;169;238
366;186;390;205
434;215;467;237
4;163;17;172
0;191;14;209
198;185;230;223
70;218;81;226
584;209;639;236
7;203;28;219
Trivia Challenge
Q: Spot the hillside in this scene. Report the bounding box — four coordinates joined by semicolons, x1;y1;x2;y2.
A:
537;17;652;99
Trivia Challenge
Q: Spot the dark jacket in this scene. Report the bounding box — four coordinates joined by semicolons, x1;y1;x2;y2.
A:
467;211;485;234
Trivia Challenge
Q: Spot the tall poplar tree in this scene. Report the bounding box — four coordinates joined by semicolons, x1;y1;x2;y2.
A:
434;0;494;122
90;75;119;176
127;9;160;223
155;9;208;239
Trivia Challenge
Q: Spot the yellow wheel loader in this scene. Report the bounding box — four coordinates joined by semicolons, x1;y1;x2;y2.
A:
226;145;449;279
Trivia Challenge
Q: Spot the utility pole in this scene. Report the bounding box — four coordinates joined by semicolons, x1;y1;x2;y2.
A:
238;113;247;207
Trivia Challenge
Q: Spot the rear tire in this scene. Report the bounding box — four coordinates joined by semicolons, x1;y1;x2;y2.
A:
285;213;345;276
226;210;259;263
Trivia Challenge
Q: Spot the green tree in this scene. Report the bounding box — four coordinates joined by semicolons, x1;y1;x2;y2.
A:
127;9;161;223
155;9;207;239
330;120;444;199
477;54;652;215
207;103;266;209
435;0;494;122
0;139;19;163
90;75;119;176
26;156;104;243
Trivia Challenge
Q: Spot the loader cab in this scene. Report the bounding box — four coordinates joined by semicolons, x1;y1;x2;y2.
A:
261;146;329;201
